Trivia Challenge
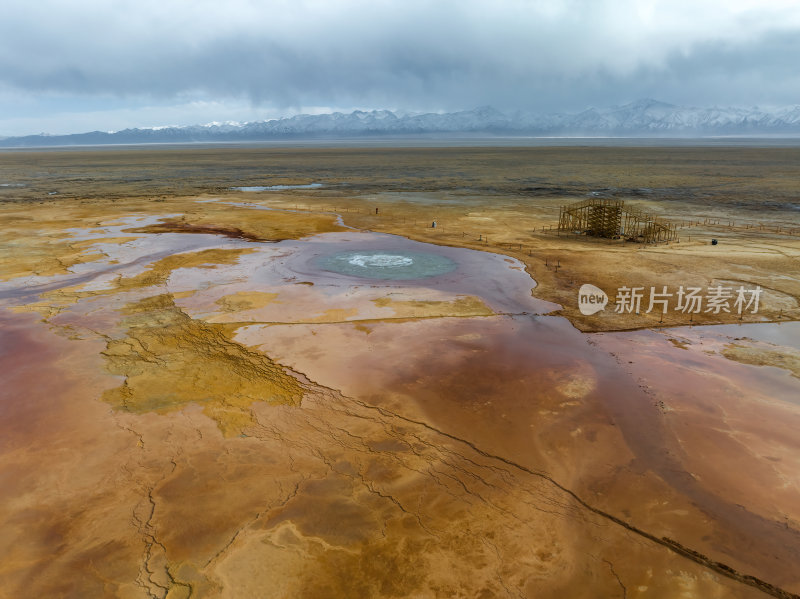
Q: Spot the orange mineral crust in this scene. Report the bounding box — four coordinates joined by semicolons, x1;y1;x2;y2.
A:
1;146;799;598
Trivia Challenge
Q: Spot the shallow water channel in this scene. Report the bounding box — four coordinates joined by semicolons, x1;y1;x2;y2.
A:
1;213;799;590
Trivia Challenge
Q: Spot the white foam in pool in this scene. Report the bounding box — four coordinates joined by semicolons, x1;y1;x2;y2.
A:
347;254;414;268
317;249;456;280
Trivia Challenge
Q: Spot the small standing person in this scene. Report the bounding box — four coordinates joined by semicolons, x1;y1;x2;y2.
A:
432;221;436;228
375;207;379;215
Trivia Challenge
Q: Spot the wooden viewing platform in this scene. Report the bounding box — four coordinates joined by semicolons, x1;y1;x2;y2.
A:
557;198;678;243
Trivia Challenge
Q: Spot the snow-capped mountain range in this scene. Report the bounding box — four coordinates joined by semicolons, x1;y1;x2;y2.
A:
4;99;800;146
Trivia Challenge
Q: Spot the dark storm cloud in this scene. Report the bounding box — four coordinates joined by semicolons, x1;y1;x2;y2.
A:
654;31;800;106
1;0;800;134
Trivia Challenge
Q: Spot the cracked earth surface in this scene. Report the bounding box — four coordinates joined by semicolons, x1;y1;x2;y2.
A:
1;196;799;598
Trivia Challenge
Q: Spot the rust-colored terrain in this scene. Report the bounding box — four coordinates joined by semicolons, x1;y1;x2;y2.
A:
0;146;798;598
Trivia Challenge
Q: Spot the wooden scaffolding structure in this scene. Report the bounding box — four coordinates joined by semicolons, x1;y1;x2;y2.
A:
557;198;677;243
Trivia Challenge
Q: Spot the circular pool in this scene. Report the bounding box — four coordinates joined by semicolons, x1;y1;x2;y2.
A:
316;250;457;280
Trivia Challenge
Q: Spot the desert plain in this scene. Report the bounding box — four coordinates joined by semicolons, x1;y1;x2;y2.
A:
0;144;799;598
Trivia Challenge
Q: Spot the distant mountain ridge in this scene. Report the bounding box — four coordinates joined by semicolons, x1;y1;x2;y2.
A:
4;99;800;146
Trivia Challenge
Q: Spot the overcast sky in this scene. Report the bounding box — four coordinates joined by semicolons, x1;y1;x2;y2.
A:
1;0;800;136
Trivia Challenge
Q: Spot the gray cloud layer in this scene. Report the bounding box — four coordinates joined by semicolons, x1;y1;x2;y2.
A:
2;0;799;135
